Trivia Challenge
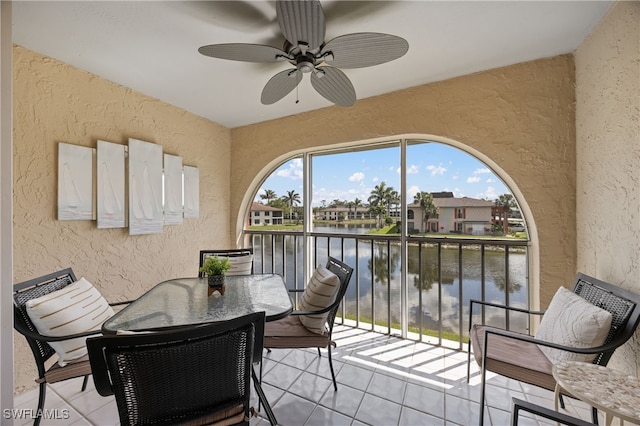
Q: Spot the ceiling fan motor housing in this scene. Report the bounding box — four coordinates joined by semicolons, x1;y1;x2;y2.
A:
295;54;316;73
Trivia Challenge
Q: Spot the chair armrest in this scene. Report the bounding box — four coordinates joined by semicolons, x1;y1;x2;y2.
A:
511;398;595;426
109;300;133;307
289;306;335;316
15;326;103;343
470;299;545;316
483;327;622;355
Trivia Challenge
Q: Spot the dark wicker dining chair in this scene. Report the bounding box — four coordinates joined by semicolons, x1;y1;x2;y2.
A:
264;256;353;391
13;268;130;426
468;272;640;425
198;248;254;277
87;312;266;426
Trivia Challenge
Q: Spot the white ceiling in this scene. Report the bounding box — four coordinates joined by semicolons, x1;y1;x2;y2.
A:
12;1;613;128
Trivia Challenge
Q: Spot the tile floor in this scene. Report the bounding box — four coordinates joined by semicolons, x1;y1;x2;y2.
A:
13;325;606;426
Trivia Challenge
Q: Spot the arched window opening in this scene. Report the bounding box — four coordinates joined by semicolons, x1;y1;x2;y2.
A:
244;138;530;347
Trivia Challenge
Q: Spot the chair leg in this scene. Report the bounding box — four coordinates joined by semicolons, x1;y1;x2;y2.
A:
559;393;566;409
328;345;338;391
591;406;599;425
251;367;277;426
81;375;89;392
257;361;263;412
479;361;487;425
467;345;472;382
34;382;46;426
317;347;321;357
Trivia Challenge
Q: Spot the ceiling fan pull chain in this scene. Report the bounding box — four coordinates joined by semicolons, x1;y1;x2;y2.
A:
295;84;299;104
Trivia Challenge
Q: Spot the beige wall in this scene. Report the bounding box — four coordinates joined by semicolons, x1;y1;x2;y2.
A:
231;55;578;310
12;46;232;392
575;1;640;374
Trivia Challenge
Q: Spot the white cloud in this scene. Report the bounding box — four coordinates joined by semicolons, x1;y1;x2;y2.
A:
349;172;365;182
478;186;499;200
486;178;495;183
407;164;419;174
372;176;379;183
466;167;492;184
426;164;447;176
276;158;303;180
407;185;420;200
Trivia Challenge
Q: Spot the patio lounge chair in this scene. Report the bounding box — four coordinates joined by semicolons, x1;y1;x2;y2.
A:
264;256;353;391
13;268;130;426
198;248;254;277
468;272;640;425
87;312;265;426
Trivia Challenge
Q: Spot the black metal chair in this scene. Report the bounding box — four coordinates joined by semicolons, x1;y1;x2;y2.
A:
87;312;265;426
511;398;595;426
13;268;130;426
468;272;640;425
198;248;254;277
264;257;354;391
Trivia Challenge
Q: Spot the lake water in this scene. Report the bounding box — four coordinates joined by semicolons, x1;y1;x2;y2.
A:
249;223;529;339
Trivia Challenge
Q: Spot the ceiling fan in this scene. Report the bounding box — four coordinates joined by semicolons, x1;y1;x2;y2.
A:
198;0;409;107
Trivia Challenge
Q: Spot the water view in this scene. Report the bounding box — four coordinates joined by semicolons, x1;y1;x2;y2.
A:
247;223;529;343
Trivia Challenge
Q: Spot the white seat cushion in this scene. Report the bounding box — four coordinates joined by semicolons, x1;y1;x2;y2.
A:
298;264;341;335
535;286;612;363
26;277;115;366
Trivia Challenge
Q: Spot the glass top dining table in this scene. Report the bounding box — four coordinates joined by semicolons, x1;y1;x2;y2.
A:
103;274;293;333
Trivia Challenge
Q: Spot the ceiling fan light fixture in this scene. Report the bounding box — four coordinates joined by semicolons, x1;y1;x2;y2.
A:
297;61;314;73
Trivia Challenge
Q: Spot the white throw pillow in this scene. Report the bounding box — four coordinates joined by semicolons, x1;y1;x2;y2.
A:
298;264;341;335
26;277;115;366
535;286;612;363
226;254;253;276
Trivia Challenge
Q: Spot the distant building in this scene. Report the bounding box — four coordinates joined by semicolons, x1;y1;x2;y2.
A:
249;202;283;226
315;206;372;220
408;196;495;235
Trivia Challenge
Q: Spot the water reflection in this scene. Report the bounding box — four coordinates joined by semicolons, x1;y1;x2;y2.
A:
249;224;528;341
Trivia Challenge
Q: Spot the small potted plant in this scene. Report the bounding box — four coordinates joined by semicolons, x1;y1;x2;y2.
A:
199;256;231;287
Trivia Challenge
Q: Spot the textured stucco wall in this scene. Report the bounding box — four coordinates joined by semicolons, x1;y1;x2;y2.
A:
231;55;577;311
12;46;232;392
575;1;640;374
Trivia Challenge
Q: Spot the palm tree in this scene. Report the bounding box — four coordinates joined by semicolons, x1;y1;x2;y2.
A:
387;190;400;219
494;194;516;232
353;198;362;219
346;201;354;220
282;190;301;220
368;182;390;208
260;189;277;204
369;182;397;227
413;191;438;233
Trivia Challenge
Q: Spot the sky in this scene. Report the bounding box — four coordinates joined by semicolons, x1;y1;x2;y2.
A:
255;141;511;207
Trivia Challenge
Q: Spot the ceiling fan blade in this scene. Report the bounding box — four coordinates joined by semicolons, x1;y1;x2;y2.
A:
276;0;325;50
310;66;356;107
320;33;409;69
261;68;303;105
198;43;289;63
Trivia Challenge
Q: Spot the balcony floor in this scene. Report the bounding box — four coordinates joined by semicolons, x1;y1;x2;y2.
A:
14;324;606;426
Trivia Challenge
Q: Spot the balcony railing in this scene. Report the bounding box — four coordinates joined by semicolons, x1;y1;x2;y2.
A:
244;229;529;350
